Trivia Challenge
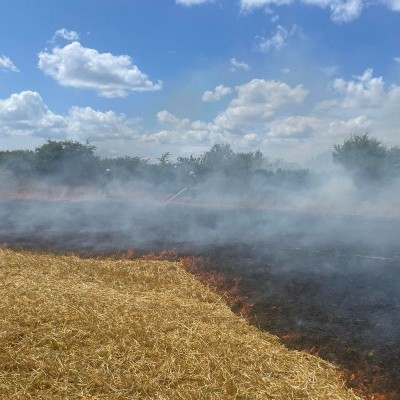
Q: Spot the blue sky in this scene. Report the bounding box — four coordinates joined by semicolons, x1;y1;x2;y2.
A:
1;0;400;162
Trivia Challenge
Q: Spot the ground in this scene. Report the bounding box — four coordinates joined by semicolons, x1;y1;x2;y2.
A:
1;198;399;399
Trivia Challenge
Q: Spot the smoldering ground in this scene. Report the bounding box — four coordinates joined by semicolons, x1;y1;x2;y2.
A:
1;143;400;396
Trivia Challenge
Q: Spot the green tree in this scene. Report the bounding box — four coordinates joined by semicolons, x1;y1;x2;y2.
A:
0;150;35;177
102;156;148;180
199;143;235;173
34;139;99;184
332;134;387;182
385;145;400;177
233;150;269;174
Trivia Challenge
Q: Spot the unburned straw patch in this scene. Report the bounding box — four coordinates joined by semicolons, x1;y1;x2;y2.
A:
0;248;361;399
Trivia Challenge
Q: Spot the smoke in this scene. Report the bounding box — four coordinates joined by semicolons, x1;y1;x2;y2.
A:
1;144;400;360
1;153;400;248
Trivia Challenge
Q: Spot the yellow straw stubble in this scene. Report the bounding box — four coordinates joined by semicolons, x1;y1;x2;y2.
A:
0;248;361;400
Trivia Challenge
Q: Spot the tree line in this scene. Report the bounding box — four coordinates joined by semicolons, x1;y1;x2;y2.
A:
0;134;399;189
0;140;309;189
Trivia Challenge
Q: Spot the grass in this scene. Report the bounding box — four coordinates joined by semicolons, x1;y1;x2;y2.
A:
0;248;362;399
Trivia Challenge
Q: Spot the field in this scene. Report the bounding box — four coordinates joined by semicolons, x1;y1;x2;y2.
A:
0;248;361;399
1;198;400;399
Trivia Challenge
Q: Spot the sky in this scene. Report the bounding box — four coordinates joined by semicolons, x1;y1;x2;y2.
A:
1;0;400;163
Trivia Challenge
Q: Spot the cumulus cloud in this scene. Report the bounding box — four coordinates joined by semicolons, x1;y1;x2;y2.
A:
180;0;400;23
202;84;232;102
38;42;162;98
145;112;212;146
332;69;386;108
303;0;363;22
140;127;212;146
254;25;299;52
230;58;251;72
0;91;65;136
176;0;213;5
214;79;308;132
312;68;400;150
66;107;137;140
52;28;80;42
315;68;400;138
4;69;400;162
144;76;378;161
0;90;138;141
0;55;19;72
267;116;322;139
266;115;370;139
121;73;400;160
240;0;371;23
157;110;190;127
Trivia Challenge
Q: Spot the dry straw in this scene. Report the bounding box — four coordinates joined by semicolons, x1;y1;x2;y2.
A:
0;248;361;399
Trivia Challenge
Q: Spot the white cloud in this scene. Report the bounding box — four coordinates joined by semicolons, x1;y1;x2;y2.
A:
383;0;400;11
157;110;190;127
266;115;370;139
66;107;137;140
267;116;322;138
0;91;65;136
157;110;182;125
4;69;400;163
138;73;400;160
240;0;293;11
213;78;308;132
0;55;19;72
202;84;232;102
176;0;213;5
144;111;212;146
313;69;400;150
182;0;400;23
140;127;211;146
38;42;162;98
0;90;138;141
303;0;363;22
394;57;400;64
241;0;368;23
332;69;386;108
230;58;251;72
52;28;80;42
254;25;299;52
141;76;379;162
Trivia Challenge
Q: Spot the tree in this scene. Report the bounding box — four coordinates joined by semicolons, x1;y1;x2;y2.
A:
332;134;387;182
199;143;235;173
233;150;269;174
34;139;99;184
385;146;400;177
0;150;35;177
102;156;148;180
157;152;171;166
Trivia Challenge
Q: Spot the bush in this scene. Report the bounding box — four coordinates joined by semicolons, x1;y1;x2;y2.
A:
332;134;387;183
34;140;99;184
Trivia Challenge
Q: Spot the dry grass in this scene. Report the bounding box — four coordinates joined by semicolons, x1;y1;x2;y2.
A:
0;248;362;400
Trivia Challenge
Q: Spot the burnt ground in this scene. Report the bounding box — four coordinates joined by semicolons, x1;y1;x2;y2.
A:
1;198;400;399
